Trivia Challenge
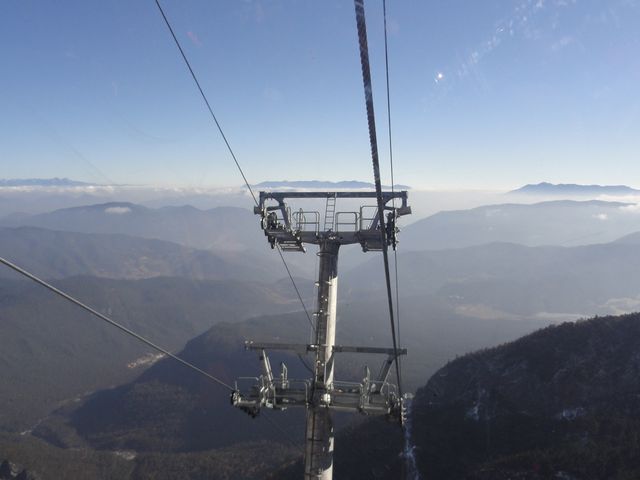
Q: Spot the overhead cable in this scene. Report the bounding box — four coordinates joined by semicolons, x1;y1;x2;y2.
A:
153;0;314;335
276;245;316;333
382;0;403;382
0;257;307;450
353;0;403;398
153;0;257;206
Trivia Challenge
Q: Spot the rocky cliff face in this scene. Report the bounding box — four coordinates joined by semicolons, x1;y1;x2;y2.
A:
411;313;640;479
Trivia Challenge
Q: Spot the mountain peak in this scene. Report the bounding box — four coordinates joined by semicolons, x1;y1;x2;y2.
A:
509;182;639;195
0;178;97;187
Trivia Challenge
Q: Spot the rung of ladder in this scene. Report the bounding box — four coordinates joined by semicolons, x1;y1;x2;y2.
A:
323;194;337;231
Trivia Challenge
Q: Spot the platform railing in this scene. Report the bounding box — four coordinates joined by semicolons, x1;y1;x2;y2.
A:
292;210;320;234
335;212;359;232
359;205;379;230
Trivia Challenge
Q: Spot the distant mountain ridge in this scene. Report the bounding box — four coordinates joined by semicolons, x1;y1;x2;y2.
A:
346;238;640;316
0;178;97;187
0;202;268;254
614;231;640;244
0;226;287;282
253;180;410;189
400;199;638;250
509;182;639;195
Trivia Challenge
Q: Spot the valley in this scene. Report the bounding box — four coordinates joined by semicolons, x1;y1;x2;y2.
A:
2;192;640;478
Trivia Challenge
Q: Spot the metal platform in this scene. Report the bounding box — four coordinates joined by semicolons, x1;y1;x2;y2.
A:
231;341;408;418
254;190;411;252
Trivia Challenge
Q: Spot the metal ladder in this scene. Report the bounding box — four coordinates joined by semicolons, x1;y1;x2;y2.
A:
323;194;337;231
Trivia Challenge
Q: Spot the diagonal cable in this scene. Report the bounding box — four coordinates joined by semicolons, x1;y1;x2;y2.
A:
276;245;315;333
0;256;235;391
153;0;314;335
382;0;403;386
153;0;257;206
0;257;309;452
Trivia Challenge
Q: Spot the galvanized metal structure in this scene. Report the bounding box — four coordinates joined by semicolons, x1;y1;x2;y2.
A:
232;190;411;479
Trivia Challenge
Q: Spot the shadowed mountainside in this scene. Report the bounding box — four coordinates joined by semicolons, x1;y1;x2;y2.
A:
0;276;301;431
10;310;640;478
32;296;554;453
0;432;298;480
411;312;640;479
268;416;404;480
35;312;313;452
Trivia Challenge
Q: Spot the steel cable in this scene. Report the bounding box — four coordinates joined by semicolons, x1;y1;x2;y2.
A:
153;0;315;336
353;0;403;399
382;0;404;396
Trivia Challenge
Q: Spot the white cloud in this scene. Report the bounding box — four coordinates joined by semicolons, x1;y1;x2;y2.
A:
601;295;640;315
593;213;608;221
619;203;640;213
187;31;203;47
105;206;132;215
0;185;116;194
457;0;542;78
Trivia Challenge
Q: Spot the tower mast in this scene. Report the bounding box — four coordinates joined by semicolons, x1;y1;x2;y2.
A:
305;240;339;478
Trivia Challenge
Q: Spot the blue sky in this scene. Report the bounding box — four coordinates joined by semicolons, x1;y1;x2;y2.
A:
1;0;639;190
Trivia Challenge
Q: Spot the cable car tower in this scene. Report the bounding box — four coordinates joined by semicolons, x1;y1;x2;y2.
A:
232;190;411;479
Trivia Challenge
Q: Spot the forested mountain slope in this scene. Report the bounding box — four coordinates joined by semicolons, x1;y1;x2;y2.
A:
412;312;640;479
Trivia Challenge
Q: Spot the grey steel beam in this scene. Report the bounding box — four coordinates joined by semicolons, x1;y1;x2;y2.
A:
332;345;407;355
245;341;315;354
244;342;406;356
258;190;408;200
